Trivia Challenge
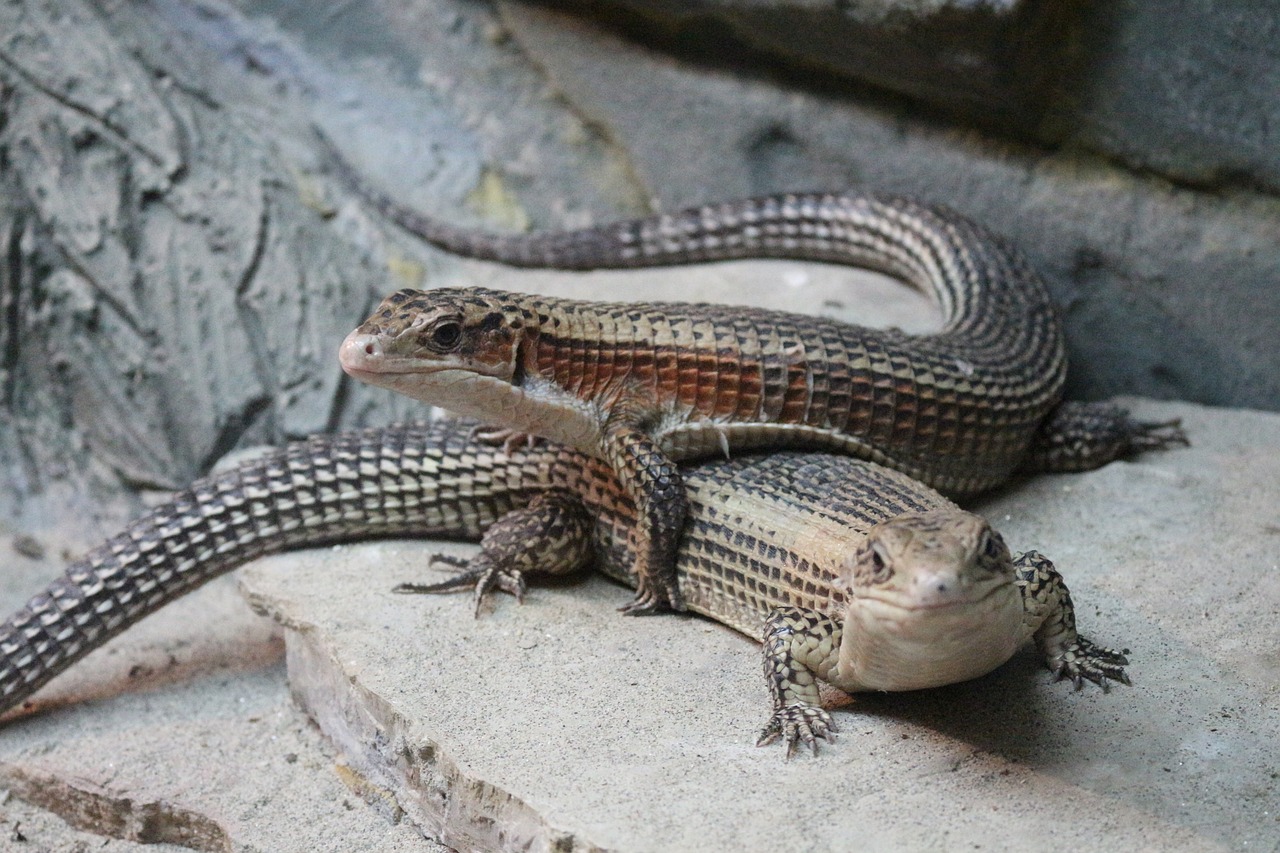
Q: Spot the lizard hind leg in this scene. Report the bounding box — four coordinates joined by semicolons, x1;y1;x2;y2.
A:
1021;400;1189;474
393;491;595;617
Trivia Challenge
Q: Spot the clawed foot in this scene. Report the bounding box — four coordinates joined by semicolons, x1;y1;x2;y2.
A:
1128;417;1190;453
469;424;542;454
393;553;527;618
756;703;838;759
617;576;685;616
1049;637;1131;692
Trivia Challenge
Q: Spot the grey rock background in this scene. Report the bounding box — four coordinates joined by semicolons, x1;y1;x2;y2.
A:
1;1;1278;848
1;0;1278;529
579;0;1280;192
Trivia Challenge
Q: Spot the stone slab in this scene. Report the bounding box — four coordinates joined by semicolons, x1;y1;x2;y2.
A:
0;573;444;852
240;398;1280;852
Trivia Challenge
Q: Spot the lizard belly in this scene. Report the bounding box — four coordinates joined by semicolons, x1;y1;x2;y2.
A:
837;587;1025;692
657;419;887;465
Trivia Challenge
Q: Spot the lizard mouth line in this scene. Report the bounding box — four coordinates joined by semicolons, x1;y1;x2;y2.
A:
339;355;458;378
856;585;1006;613
341;364;417;377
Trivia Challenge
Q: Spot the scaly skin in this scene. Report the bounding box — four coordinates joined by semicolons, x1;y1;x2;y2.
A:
326;137;1185;613
0;421;1127;756
340;285;1185;613
410;458;1130;758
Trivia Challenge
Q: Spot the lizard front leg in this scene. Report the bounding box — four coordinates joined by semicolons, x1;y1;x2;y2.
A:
1015;550;1131;689
756;606;844;758
394;491;594;616
600;422;687;615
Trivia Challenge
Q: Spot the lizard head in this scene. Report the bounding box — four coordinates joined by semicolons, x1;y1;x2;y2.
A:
339;287;530;405
846;509;1013;609
838;508;1026;691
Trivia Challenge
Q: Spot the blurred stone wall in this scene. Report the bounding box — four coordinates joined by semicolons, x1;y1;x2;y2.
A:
1;0;1276;527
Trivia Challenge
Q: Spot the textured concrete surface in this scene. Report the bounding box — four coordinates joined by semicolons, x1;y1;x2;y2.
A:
572;0;1280;193
0;0;645;529
0;573;444;852
1058;0;1280;192
236;397;1280;852
568;0;1061;127
6;396;1275;851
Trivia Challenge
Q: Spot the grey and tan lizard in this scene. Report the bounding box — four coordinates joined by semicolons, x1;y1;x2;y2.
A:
0;421;1126;755
326;140;1184;614
339;284;1183;616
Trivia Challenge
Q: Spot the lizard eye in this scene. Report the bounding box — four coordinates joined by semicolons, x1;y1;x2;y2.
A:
978;528;1004;561
868;541;892;579
428;320;463;351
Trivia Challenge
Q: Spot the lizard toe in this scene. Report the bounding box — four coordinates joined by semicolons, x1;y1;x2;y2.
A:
1051;637;1131;692
758;703;836;759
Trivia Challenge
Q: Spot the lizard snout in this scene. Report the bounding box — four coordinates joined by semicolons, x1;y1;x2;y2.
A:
907;568;967;608
339;331;385;375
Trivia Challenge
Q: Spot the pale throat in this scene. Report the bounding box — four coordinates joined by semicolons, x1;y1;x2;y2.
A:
837;583;1023;692
370;368;606;453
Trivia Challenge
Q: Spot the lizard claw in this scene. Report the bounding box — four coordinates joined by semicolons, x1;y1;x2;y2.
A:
467;564;527;617
756;703;838;759
469;425;542;454
393;554;527;617
617;576;685;615
662;576;686;613
618;583;664;616
1050;637;1130;692
1128;417;1189;453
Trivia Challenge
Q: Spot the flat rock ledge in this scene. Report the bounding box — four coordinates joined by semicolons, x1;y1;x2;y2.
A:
239;399;1280;852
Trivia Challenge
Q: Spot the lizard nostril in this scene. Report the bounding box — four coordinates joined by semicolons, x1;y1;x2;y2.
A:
339;332;383;371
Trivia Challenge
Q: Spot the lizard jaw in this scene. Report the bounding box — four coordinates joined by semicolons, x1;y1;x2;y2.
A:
855;575;1011;614
341;331;604;451
839;583;1024;692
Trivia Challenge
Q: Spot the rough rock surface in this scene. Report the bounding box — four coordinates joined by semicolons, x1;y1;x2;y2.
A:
558;0;1067;128
575;0;1280;193
0;574;445;852
3;396;1276;851
247;398;1278;851
0;0;644;529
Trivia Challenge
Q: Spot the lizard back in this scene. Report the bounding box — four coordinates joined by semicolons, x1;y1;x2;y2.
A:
334;184;1067;496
